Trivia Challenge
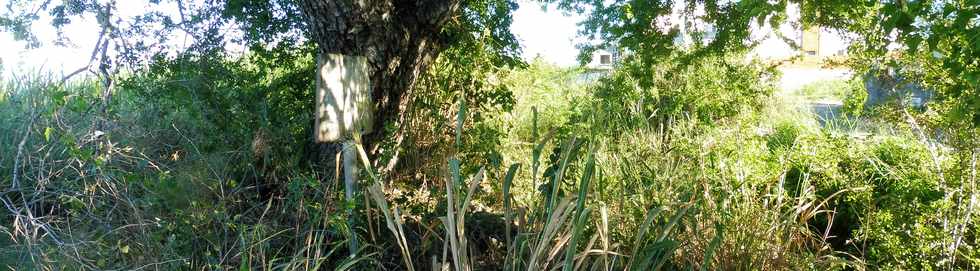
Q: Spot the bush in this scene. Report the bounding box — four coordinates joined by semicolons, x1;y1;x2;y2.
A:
842;78;869;116
779;129;953;268
768;120;803;153
587;55;776;136
798;79;850;101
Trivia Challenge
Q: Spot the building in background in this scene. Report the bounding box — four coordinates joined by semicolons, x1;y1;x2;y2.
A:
576;2;851;83
579;47;621;82
584;48;619;70
801;26;821;56
749;5;850;62
796;25;848;58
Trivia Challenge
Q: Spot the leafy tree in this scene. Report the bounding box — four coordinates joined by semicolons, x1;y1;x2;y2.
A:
547;0;978;268
1;0;523;172
547;0;977;128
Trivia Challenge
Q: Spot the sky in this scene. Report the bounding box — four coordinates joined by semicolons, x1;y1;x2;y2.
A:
0;0;188;78
0;1;848;77
0;1;584;78
0;11;102;77
510;2;584;66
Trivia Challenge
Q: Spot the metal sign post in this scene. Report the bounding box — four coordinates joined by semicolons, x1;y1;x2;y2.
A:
316;54;373;257
342;139;359;255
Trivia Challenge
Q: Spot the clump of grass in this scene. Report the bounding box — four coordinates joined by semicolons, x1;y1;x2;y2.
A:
797;79;852;101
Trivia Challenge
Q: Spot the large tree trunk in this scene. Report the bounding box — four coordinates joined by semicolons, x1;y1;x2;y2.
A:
298;0;461;173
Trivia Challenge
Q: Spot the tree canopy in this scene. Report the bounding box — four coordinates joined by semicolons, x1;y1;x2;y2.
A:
548;0;978;128
5;0;976;129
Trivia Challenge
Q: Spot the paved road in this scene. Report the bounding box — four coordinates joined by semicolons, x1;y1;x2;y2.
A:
778;66;852;128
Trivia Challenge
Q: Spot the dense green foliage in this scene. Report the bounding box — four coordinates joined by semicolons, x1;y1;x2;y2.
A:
589;56;776;132
2;0;979;270
2;51;977;271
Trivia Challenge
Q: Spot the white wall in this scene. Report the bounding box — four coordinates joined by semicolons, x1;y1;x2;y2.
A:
747;3;850;61
585;49;615;70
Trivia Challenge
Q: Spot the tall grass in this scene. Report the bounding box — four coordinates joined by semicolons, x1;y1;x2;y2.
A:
343;104;855;270
1;60;973;270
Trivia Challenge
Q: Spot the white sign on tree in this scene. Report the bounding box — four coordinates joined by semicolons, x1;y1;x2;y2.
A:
316;54;373;142
315;54;373;256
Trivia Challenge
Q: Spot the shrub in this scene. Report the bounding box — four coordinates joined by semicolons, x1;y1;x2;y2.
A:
768;120;803;153
780;129;952;268
798;79;851;101
587;55;776;136
842;78;868;116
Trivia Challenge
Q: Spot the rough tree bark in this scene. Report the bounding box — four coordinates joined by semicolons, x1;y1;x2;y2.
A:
298;0;461;174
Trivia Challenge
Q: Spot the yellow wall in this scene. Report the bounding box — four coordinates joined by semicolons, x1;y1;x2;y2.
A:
801;26;820;55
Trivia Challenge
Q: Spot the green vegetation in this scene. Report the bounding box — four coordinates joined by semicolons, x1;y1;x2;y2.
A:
1;0;979;270
797;79;853;101
2;55;974;270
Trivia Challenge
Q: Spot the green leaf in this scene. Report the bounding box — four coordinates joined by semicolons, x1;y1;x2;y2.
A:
44;127;53;142
70;96;89;112
456;95;467;148
906;34;922;52
700;223;725;271
239;251;250;271
51;89;69;106
563;207;591;271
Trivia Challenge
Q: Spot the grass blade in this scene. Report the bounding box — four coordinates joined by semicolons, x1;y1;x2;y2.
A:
564;149;596;270
503;163;521;269
700;223;724;271
367;184;415;271
548;137;579;217
563;207;592;271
